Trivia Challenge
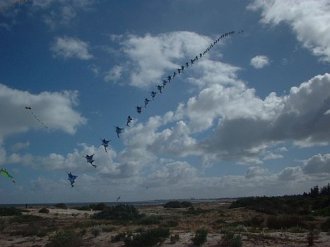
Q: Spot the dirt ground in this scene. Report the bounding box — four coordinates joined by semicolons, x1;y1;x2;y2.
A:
0;202;329;246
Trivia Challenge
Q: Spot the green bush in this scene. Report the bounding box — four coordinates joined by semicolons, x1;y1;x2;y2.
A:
266;215;305;229
162;219;179;227
90;203;107;211
192;228;208;246
170;234;180;244
54;203;67;209
93;204;141;221
46;230;82;247
111;232;127;243
245;215;264;227
10;215;44;223
321;218;330;232
136;215;162;225
219;232;242;247
39;207;50;214
124;227;170;247
0;207;22;216
91;226;102;237
164;201;192;208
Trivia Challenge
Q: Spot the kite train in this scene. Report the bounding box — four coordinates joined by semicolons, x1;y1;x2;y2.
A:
114;30;240;138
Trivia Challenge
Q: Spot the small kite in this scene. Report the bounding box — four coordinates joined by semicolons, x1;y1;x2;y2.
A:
25;106;48;129
115;126;124;138
144;98;150;108
157;85;163;94
136;106;142;114
0;168;15;183
151;91;157;99
67;172;78;187
116;196;121;202
85;154;96;168
101;138;111;152
127;116;133;127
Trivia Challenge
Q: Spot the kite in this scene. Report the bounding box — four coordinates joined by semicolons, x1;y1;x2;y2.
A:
136;106;142;114
0;168;15;183
115;126;124;138
25;106;48;129
101;138;111;152
151;91;157;99
85;154;96;168
157;85;163;94
127;116;133;127
67;172;78;187
144;98;150;108
162;80;167;87
116;196;121;202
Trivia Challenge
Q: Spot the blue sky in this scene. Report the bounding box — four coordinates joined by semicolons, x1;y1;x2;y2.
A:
0;0;330;204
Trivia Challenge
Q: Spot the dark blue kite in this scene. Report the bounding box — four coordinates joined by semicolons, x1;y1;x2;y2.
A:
67;172;78;187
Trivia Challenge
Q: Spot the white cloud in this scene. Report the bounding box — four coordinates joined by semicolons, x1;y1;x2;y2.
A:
104;65;123;83
11;141;30;152
0;83;86;139
200;73;330;163
250;55;270;69
249;0;330;62
303;153;330;174
118;31;212;88
51;36;93;60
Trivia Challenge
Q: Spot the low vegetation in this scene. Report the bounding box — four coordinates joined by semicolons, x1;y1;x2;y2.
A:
93;204;141;221
0;207;22;216
192;228;208;246
46;230;82;247
39;207;50;214
164;200;192;208
124;227;170;247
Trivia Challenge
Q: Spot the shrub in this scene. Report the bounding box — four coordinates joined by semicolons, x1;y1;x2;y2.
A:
245;215;264;227
0;207;22;216
46;230;82;247
136;215;162;225
192;228;208;246
164;201;192;208
162;220;179;227
91;226;102;237
124;227;170;247
54;203;67;209
39;208;50;214
93;204;141;221
10;215;44;223
170;234;180;244
90;203;107;211
321;218;330;232
111;232;127;243
266;215;305;229
219;231;242;247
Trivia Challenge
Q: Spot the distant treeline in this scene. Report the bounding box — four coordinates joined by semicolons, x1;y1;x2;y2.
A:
230;183;330;216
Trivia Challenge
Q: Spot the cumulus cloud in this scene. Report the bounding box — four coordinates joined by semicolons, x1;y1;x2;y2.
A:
199;73;330;163
249;0;330;62
104;65;123;83
303;153;330;174
0;83;86;139
117;31;212;88
51;37;93;60
250;55;270;69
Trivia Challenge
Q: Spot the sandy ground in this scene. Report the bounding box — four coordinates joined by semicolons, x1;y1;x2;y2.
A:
1;202;330;246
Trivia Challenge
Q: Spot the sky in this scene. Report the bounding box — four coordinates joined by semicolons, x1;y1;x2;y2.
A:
0;0;330;204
